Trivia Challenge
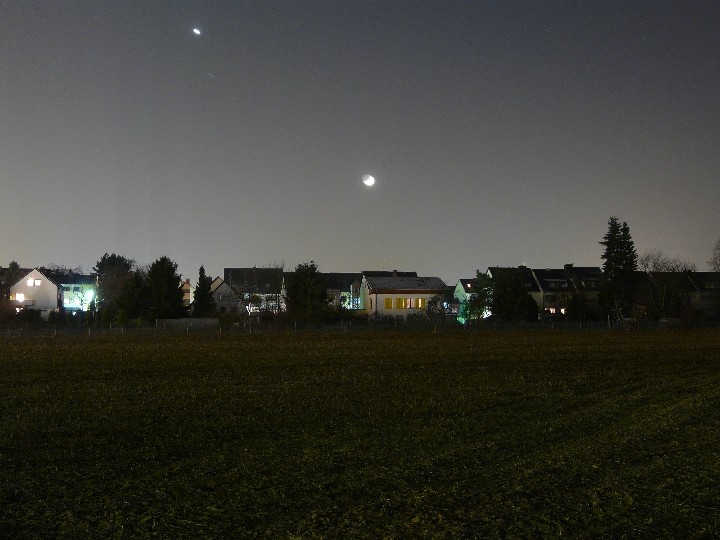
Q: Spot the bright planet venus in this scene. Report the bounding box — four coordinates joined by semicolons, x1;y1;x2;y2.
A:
362;174;375;186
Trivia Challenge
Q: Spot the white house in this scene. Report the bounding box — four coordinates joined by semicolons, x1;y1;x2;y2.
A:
210;277;244;314
360;271;447;318
10;269;58;314
10;268;97;319
454;278;481;324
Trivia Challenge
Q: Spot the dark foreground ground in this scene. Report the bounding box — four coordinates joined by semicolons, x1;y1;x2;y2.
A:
1;330;719;538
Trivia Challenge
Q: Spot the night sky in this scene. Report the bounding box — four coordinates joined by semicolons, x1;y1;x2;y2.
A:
2;1;719;284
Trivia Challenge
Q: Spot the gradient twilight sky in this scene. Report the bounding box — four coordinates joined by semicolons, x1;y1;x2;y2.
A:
2;1;719;284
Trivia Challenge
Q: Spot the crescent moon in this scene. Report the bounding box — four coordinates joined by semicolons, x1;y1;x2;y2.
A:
362;174;375;186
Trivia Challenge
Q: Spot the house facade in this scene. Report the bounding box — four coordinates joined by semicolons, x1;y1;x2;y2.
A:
224;267;285;313
532;268;573;316
360;271;447;318
10;268;97;318
454;278;494;323
10;269;58;313
321;272;362;309
210;277;244;314
689;272;720;319
180;278;195;308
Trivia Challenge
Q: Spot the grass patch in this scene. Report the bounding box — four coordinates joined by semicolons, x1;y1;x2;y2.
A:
1;330;719;537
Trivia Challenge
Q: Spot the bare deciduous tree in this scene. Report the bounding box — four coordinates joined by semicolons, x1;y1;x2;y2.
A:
638;249;697;272
709;239;720;272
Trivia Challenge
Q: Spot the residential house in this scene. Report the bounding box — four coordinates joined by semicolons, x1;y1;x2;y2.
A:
10;268;97;318
454;279;477;324
224;267;285;313
532;267;574;316
0;265;31;301
180;278;195;308
321;272;362;309
633;271;720;320
484;265;602;320
443;285;459;317
562;264;603;319
487;266;542;319
209;277;244;314
688;272;720;319
360;270;447;318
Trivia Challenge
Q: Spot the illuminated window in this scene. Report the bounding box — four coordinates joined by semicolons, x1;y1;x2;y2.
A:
27;279;34;286
35;279;41;286
16;293;25;302
417;298;427;309
384;298;393;309
396;298;408;309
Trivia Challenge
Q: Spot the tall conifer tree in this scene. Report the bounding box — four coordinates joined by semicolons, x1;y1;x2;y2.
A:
600;217;638;319
193;266;216;317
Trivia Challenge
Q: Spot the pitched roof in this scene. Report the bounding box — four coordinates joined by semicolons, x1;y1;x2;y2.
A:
487;266;541;292
558;267;602;293
457;278;475;293
362;270;418;278
0;266;32;285
37;268;96;286
224;267;284;294
364;275;447;292
532;268;572;291
210;277;225;292
689;272;720;291
321;272;362;291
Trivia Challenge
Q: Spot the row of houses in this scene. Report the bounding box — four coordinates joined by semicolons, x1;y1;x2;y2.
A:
455;265;720;322
3;263;720;321
216;268;448;319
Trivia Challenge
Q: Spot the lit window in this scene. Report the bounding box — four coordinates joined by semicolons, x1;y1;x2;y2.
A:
384;298;393;309
27;279;34;286
417;298;427;309
35;279;41;286
16;293;25;302
396;298;407;309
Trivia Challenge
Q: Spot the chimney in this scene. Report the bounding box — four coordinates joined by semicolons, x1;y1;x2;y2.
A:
393;269;397;277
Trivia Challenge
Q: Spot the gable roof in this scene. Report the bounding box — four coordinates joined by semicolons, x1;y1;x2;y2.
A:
532;268;571;291
321;272;362;291
563;265;602;292
210;277;226;292
362;270;418;278
12;268;96;288
224;267;284;294
457;278;475;294
0;266;32;286
364;275;447;292
487;266;541;293
689;272;720;292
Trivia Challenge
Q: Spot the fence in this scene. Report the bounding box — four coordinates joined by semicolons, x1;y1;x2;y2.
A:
2;317;719;339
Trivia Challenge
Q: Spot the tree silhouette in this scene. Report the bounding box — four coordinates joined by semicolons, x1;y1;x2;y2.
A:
192;265;216;317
